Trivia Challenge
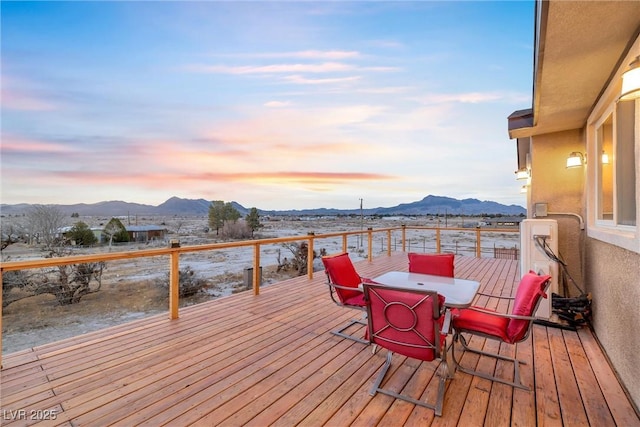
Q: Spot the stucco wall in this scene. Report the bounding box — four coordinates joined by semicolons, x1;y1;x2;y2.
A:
585;238;640;408
529;129;585;296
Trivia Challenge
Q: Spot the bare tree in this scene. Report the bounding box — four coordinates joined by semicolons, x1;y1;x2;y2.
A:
102;217;129;248
26;205;67;248
1;222;26;250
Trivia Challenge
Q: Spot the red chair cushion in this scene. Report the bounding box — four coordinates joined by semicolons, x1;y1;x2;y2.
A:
343;293;366;307
451;307;511;342
321;253;364;304
368;287;445;361
506;271;551;341
408;252;455;277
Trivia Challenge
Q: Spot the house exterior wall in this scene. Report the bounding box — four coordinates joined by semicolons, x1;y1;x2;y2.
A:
582;36;640;408
585;238;640;407
528;129;585;296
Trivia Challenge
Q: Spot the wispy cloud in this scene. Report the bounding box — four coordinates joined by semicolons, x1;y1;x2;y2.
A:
419;91;526;104
1;82;60;112
283;75;361;85
264;101;291;108
0;135;73;153
185;62;355;74
219;50;362;60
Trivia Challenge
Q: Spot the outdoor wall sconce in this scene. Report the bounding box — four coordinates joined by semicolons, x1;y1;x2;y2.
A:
620;55;640;101
566;152;585;168
515;168;530;180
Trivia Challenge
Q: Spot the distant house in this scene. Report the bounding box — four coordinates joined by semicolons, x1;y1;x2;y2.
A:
58;225;166;244
125;225;167;242
508;1;640;408
91;228;103;242
494;217;522;227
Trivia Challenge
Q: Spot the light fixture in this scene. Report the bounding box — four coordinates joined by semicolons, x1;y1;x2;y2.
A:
620;55;640;101
601;151;609;165
566;152;585;168
515;168;529;180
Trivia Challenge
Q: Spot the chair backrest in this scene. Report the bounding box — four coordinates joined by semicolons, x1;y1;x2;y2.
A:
506;271;552;342
363;283;445;361
321;253;362;304
408;252;455;277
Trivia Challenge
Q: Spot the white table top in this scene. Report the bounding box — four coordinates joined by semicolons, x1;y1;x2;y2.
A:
371;271;480;308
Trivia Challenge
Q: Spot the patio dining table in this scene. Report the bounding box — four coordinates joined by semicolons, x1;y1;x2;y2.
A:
370;271;480;309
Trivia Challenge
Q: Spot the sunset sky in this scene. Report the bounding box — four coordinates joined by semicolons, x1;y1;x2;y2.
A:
1;1;533;211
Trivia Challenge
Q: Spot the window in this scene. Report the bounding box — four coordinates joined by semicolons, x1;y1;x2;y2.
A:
616;100;637;226
596;113;614;221
589;98;638;253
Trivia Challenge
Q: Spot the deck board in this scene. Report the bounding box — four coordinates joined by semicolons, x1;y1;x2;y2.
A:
1;253;639;426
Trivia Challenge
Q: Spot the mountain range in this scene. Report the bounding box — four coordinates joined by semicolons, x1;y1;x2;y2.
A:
0;195;526;217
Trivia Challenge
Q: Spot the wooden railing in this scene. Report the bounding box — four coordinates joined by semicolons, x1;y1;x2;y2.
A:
0;225;518;364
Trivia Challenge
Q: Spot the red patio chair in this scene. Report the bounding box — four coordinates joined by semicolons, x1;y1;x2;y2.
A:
450;271;551;390
363;282;451;416
408;252;455;277
321;252;373;344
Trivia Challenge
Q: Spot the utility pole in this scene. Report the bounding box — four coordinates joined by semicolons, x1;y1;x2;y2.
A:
359;198;363;248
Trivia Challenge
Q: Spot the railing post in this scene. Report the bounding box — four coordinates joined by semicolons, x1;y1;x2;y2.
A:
387;229;392;256
367;228;373;261
169;250;180;320
307;232;315;279
253;243;261;295
342;234;348;253
401;224;406;252
436;228;441;253
476;228;482;258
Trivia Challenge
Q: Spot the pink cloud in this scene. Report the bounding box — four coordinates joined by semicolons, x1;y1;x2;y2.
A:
48;170;395;187
1;87;59;112
1;74;61;112
0;135;73;153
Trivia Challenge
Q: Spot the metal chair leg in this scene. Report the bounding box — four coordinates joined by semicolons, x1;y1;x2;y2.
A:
370;350;448;416
331;317;369;344
451;332;530;390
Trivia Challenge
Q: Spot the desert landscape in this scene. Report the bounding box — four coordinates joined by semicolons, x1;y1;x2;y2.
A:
1;215;520;354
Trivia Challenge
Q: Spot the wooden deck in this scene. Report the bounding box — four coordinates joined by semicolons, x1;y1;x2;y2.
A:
1;254;639;426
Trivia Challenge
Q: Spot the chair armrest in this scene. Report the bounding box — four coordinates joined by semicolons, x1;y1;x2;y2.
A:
464;306;537;321
328;283;364;293
475;292;515;300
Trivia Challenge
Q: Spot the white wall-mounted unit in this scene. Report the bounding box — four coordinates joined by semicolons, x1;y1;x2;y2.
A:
520;219;559;319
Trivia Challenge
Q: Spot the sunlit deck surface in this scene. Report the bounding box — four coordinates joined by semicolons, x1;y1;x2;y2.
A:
2;254;639;426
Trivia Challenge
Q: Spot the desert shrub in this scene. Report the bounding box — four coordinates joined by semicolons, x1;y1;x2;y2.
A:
278;242;319;275
1;261;105;307
68;221;98;246
157;265;208;297
219;221;252;240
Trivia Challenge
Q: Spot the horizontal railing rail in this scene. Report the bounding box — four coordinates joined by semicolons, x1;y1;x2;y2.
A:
0;225;518;365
